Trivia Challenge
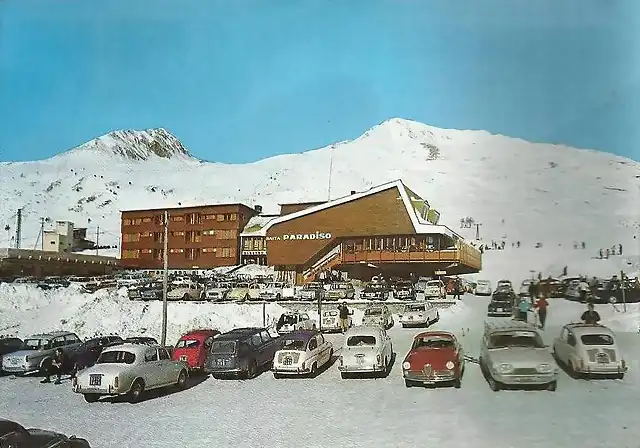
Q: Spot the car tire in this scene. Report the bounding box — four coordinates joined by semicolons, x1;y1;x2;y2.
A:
453;378;461;389
176;369;188;390
276;294;281;301
404;379;412;388
128;379;145;403
310;362;317;377
616;373;625;380
83;394;100;403
487;375;500;392
244;294;250;302
340;372;349;379
547;381;557;391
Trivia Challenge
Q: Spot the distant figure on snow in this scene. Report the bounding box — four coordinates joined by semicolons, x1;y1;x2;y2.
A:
578;278;590;303
619;244;623;255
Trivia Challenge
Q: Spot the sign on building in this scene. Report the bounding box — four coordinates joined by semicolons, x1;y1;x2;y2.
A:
267;232;332;241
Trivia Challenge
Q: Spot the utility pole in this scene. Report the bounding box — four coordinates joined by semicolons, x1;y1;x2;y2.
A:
161;210;169;346
475;223;482;241
327;148;334;201
15;208;22;249
95;226;100;255
40;217;45;251
3;225;9;247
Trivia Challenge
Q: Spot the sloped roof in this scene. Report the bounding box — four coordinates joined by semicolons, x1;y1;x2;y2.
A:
240;215;280;236
242;179;460;239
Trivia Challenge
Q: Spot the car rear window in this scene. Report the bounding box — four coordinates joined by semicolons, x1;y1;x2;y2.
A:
406;305;426;312
365;308;383;316
212;341;236;354
581;334;614;345
282;339;306;350
97;351;135;364
175;339;200;349
324;310;338;317
347;336;376;346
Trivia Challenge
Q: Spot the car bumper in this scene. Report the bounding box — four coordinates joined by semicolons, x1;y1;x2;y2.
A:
338;364;385;373
272;366;312;375
320;323;342;332
399;319;428;326
404;370;457;383
576;363;628;375
2;363;39;374
73;383;124;395
205;367;244;376
487;311;512;317
494;372;557;385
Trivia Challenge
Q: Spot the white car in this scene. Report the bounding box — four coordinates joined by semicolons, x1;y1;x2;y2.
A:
272;330;333;377
552;323;627;379
398;302;439;328
320;309;353;333
295;282;325;301
325;282;356;301
167;282;203;300
338;326;394;378
72;344;188;403
475;280;492;296
424;280;446;299
203;282;232;301
259;282;287;301
275;312;316;335
361;304;394;329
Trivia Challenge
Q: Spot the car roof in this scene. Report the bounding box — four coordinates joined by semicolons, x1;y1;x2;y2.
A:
414;331;455;340
345;326;383;337
218;327;264;339
181;329;219;338
0;419;27;435
282;329;318;342
565;323;614;336
26;331;75;339
103;343;162;355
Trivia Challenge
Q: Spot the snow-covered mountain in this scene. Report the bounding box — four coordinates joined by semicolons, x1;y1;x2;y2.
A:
1;118;638;262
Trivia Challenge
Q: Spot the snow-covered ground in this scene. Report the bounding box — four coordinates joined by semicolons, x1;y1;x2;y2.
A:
1;292;640;448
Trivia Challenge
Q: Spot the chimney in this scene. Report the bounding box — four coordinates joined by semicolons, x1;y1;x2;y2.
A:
350;190;356;195
254;205;263;214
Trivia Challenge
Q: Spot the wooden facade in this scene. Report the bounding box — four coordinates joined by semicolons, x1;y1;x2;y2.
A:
120;204;257;269
279;202;327;216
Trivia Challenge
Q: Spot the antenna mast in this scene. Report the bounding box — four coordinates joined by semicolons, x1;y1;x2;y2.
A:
327;148;334;201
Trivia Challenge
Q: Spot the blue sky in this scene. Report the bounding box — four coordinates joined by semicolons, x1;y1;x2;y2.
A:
1;0;638;162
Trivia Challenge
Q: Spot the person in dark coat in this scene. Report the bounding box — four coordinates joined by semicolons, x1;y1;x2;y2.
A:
337;302;350;333
581;303;601;325
41;348;74;385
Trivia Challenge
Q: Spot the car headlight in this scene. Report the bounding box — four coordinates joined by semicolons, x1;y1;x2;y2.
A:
496;363;514;374
445;361;455;370
537;363;552;373
402;361;411;369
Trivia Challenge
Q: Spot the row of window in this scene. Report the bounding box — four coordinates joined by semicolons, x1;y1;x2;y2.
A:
122;229;237;243
122;247;237;260
242;238;265;250
123;213;239;226
343;236;445;252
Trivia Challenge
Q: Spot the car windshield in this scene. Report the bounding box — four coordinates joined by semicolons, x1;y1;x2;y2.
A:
346;336;376;346
278;315;297;326
324;310;338;317
405;304;426;312
412;337;455;350
21;338;50;350
490;331;545;349
477;281;489;285
175;339;200;349
426;281;440;286
97;350;135;364
581;334;614;345
365;308;383;316
331;283;348;290
282;339;306;350
212;341;236;354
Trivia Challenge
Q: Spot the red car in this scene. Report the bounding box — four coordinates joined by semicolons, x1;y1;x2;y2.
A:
172;329;220;372
402;331;465;388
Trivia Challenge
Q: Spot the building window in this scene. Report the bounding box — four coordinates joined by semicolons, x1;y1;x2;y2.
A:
122;249;140;259
217;229;237;240
171;231;185;237
171;215;184;222
203;229;216;236
255;238;263;250
186;231;201;243
243;239;253;250
123;219;131;225
123;233;140;243
153;249;164;260
204;214;216;220
216;214;225;222
142;217;152;223
187;213;201;225
217;247;236;258
202;248;215;253
228;213;237;221
153;232;164;243
169;248;184;254
132;218;142;225
141;248;152;254
141;232;152;238
154;215;165;225
186;248;199;260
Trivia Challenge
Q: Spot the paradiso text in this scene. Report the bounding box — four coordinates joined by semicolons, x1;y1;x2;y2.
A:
266;232;333;241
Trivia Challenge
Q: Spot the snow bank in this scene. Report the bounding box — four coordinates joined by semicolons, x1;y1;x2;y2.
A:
0;284;288;344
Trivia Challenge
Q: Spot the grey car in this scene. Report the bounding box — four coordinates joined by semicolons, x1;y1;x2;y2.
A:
1;331;82;375
479;319;558;392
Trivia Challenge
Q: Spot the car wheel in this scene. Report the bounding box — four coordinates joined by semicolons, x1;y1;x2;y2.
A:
404;379;412;388
128;379;145;403
547;381;557;391
273;372;282;379
182;293;189;301
247;360;258;379
617;373;625;380
487;375;500;392
453;378;462;389
244;294;249;302
329;348;334;361
176;369;188;390
310;362;317;377
83;394;100;403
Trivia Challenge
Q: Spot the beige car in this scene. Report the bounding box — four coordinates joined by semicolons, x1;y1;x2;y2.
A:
167;282;203;301
227;283;262;302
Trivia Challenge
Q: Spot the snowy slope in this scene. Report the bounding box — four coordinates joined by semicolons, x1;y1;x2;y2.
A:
1;118;638;278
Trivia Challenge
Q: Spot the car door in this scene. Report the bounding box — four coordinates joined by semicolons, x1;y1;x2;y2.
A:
565;331;578;364
307;337;319;366
554;327;569;363
143;348;161;388
157;347;176;385
315;334;331;366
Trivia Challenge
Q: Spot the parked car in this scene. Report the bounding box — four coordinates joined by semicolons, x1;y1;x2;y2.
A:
320;308;353;333
361;304;394;329
424;280;446;299
479;319;558;392
393;281;415;300
139;281;164;301
71;335;124;371
492;284;517;305
109;336;159;347
168;282;203;301
275;312;317;335
172;329;220;372
295;282;326;301
496;279;513;290
72;344;188;403
325;282;356;301
552;323;627;379
360;283;390;300
0;419;91;447
203;282;233;301
402;331;465;388
474;280;492;296
1;331;82;375
487;295;513;317
227;282;262;301
398;302;439;328
519;279;532;297
272;330;333;378
337;326;393;378
259;282;287;301
0;336;22;373
204;328;282;379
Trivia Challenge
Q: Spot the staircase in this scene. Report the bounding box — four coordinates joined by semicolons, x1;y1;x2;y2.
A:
303;244;342;283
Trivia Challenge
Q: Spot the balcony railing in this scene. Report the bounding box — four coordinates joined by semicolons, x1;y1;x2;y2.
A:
341;246;481;270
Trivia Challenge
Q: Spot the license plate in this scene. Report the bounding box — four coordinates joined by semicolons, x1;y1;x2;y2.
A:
180;355;187;362
517;377;534;382
284;357;292;366
497;308;502;312
216;359;227;366
89;375;102;386
356;357;364;365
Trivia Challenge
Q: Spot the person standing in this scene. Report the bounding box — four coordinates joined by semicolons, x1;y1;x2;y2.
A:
517;297;531;322
337;301;350;333
579;277;590;303
534;295;549;329
581;303;601;325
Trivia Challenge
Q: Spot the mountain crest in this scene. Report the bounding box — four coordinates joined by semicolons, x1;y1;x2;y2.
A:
69;128;192;161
